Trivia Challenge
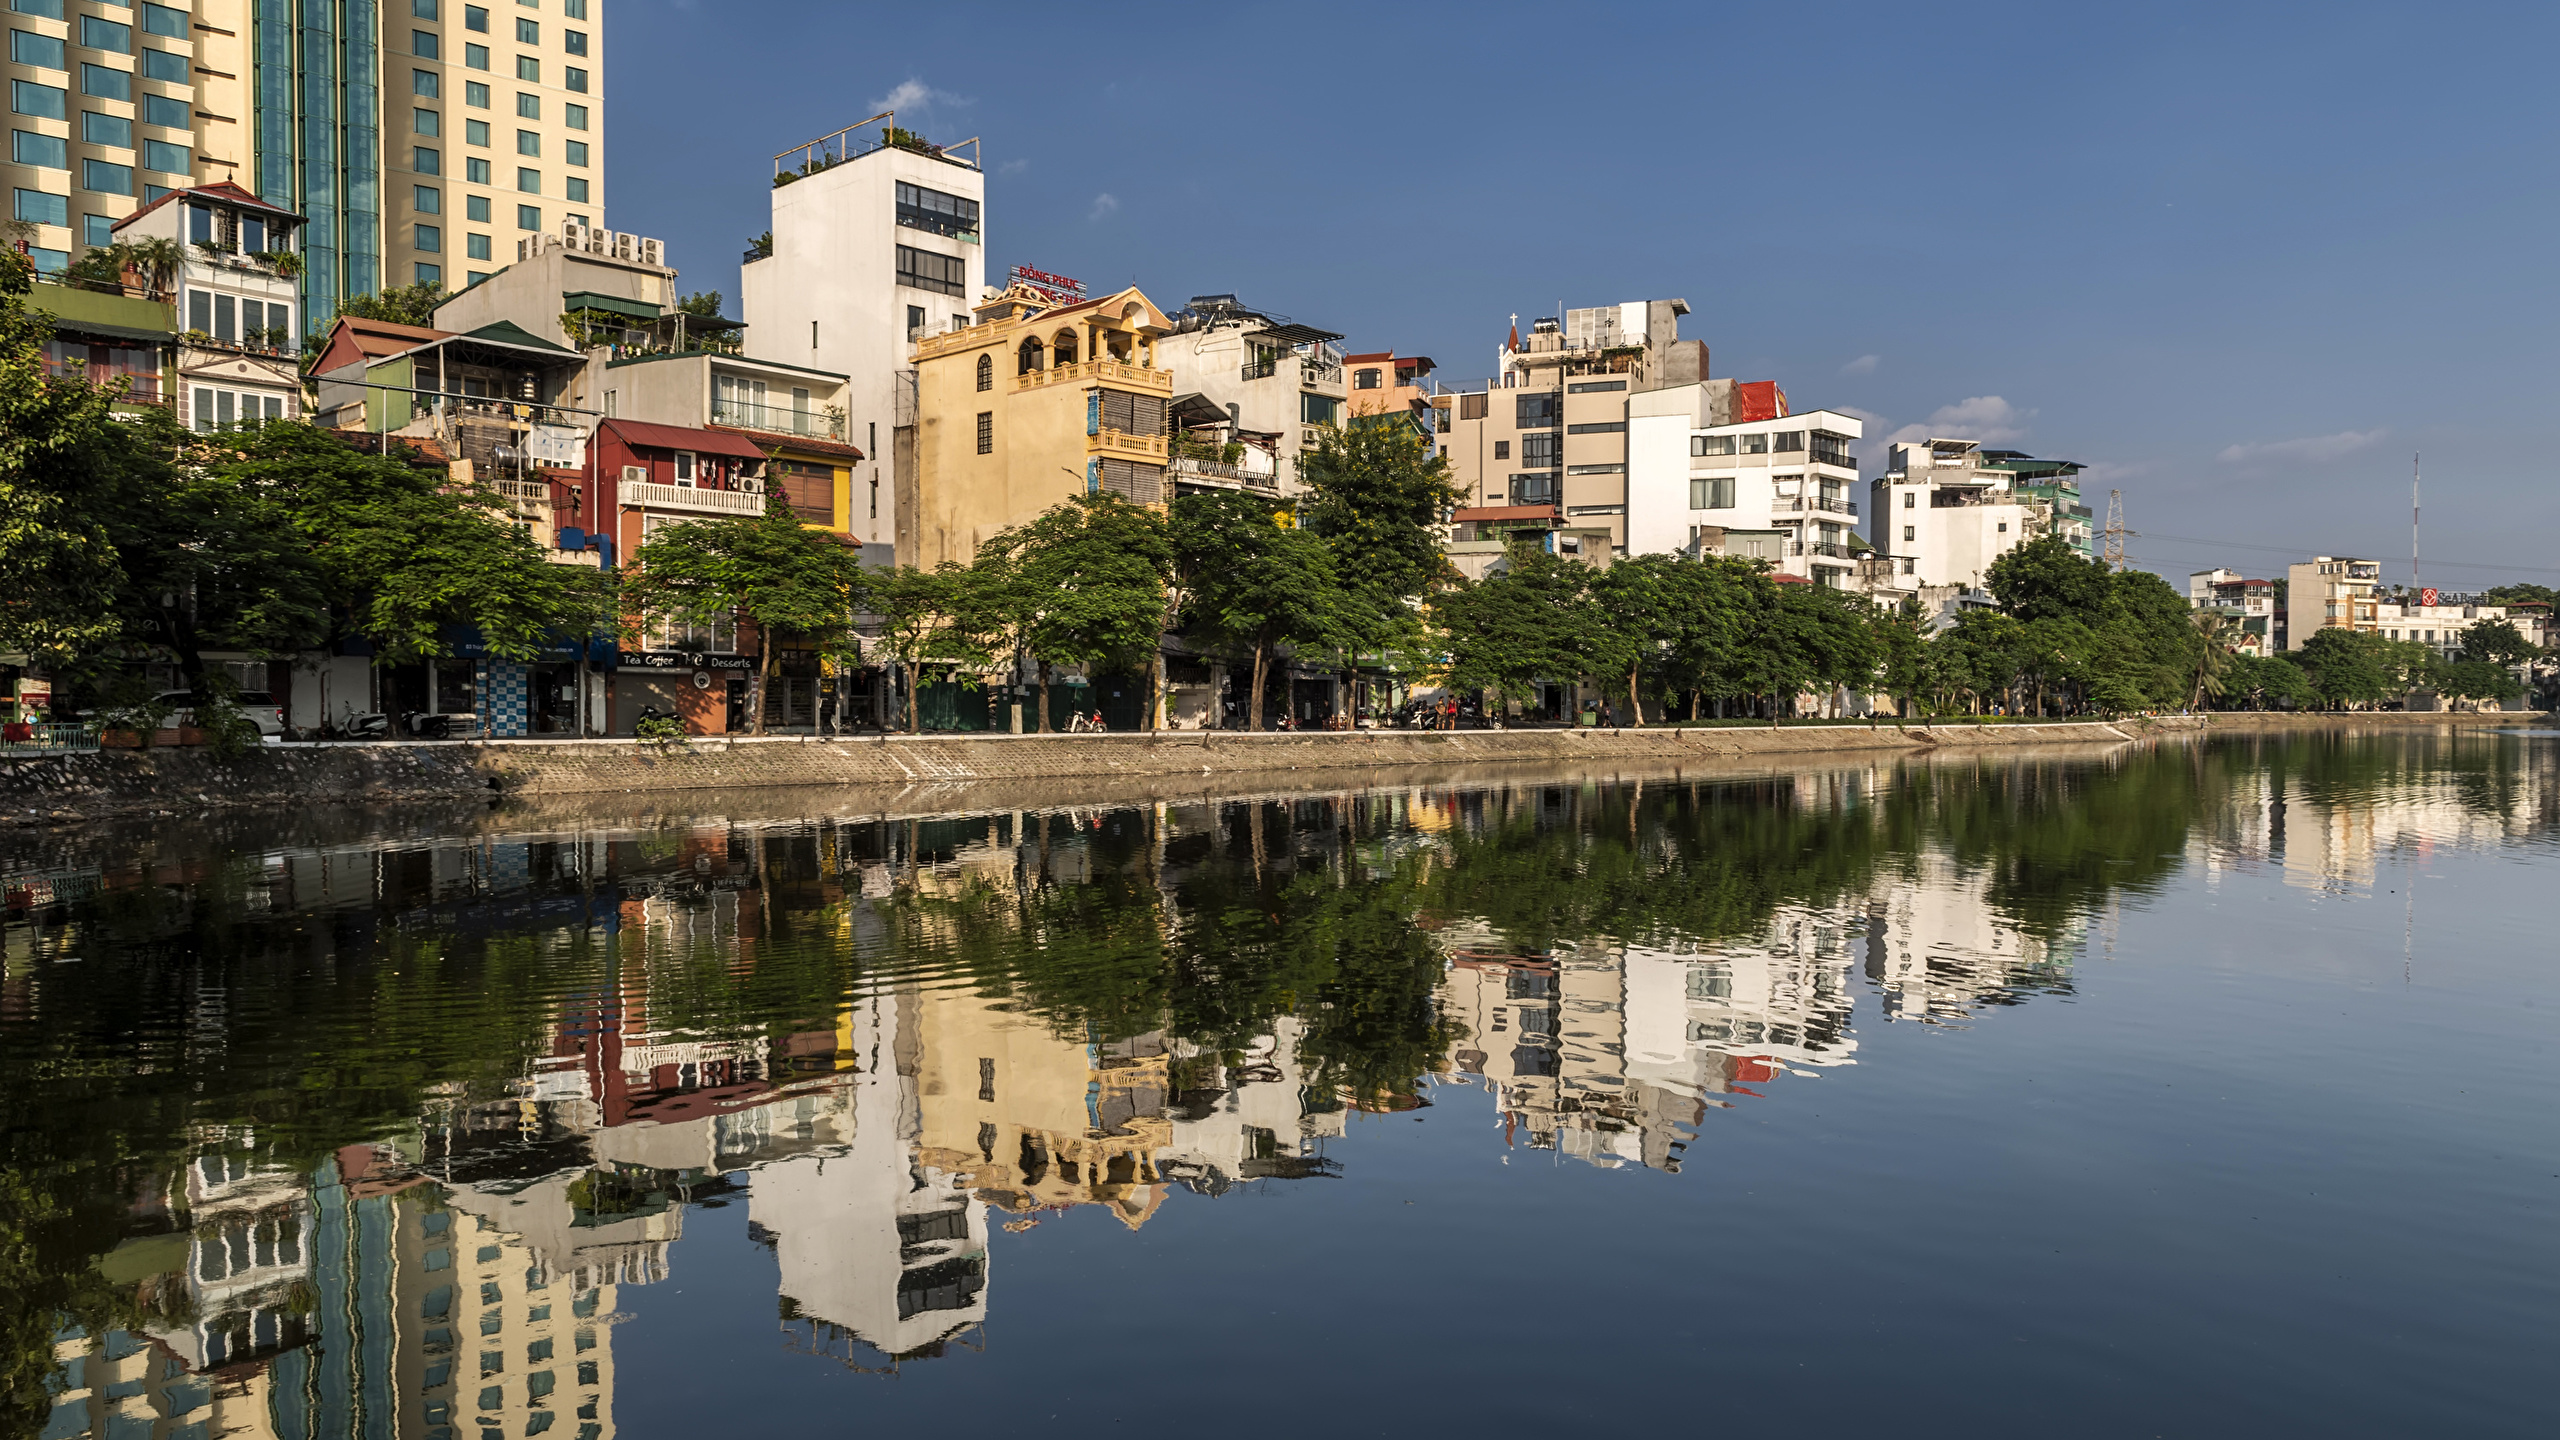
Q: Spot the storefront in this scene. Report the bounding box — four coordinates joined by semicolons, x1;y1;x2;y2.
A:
614;648;758;735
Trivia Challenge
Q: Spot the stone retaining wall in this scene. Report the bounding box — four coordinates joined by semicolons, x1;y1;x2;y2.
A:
0;710;2535;828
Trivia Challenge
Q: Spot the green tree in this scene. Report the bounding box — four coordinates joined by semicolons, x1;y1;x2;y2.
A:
1986;535;2113;623
2434;657;2522;705
1294;420;1464;679
1433;545;1590;712
331;279;446;329
869;565;984;734
1016;493;1175;729
2461;617;2540;667
1169;489;1349;731
621;496;869;733
675;290;724;317
2286;627;2396;709
2223;652;2314;709
2482;583;2558;607
0;247;130;663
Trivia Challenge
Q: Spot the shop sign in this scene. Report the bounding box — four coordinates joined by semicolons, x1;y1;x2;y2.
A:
620;650;756;672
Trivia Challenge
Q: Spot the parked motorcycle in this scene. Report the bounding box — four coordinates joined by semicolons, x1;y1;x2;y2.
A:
335;702;391;740
403;710;453;740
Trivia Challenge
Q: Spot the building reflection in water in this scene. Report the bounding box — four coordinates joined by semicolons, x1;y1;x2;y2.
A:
10;732;2553;1436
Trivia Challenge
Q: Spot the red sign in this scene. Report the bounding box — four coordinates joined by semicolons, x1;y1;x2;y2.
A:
2420;587;2439;607
1008;265;1086;304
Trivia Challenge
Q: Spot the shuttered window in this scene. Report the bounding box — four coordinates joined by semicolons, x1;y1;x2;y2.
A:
1458;392;1487;421
1096;389;1164;436
771;460;832;522
1097;458;1163;505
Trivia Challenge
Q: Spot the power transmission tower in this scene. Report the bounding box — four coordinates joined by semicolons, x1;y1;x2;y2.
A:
2102;489;2127;570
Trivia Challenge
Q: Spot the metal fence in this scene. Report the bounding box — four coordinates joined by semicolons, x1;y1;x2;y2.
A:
0;723;102;757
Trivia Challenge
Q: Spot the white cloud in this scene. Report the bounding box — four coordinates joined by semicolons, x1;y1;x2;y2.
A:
1886;395;2033;446
2215;429;2385;465
867;78;971;115
997;157;1030;176
1840;353;1879;376
1088;192;1119;222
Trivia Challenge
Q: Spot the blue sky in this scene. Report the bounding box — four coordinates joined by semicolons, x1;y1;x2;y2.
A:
606;0;2558;588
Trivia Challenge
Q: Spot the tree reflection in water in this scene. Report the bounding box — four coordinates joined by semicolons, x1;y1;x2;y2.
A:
0;729;2550;1436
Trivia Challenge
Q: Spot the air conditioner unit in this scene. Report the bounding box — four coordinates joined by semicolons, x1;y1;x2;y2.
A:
621;465;647;484
611;232;635;261
562;219;586;247
638;238;663;268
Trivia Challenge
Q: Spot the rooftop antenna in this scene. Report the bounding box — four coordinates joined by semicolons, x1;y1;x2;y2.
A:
2102;490;2127;570
2411;452;2421;597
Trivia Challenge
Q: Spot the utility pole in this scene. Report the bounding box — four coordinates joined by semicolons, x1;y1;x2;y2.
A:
2411;453;2421;598
2102;490;2127;570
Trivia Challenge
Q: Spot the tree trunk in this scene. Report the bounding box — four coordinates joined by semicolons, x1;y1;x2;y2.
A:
1149;647;1164;733
753;642;775;735
1626;662;1644;729
1249;638;1268;732
1038;659;1052;734
904;661;921;733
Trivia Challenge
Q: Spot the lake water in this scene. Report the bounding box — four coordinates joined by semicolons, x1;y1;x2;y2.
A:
4;731;2554;1439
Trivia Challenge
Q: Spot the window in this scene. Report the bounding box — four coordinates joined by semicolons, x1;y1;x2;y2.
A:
515;203;537;228
1492;440;1508;460
11;187;64;225
564;138;585;165
1301;392;1340;425
139;48;183;83
142;92;185;128
894;244;965;295
415;261;440;284
412;28;439;58
140;138;184;172
416;223;441;252
141;0;186;35
1520;433;1559;468
1566;421;1624;434
1354;368;1380;389
1740;433;1769;454
414;146;439;174
1097;389;1166;435
78;62;126;99
563;101;585;129
975;353;991;391
412;0;438;15
12;29;66;69
563;27;584;53
975;411;992;454
465;117;487;145
464;42;487;67
79;15;130;53
12;79;67;118
413;106;439;135
514;127;537;154
464;80;488;107
1514;392;1559;428
81;158;129;192
464;156;489;182
515;91;537;117
514;54;536;80
463;3;486;29
465;232;488;258
563;66;585;92
465;194;488;220
1508;474;1556;505
514;166;536;192
514;16;534;41
82;109;130;147
1902;490;1915;508
1772;430;1804;452
565;0;584;15
1903;525;1916;542
1691;434;1735;455
1567;379;1627;394
1687;476;1736;510
893;180;979;237
10;0;61;16
562;175;585;202
1996;521;2008;533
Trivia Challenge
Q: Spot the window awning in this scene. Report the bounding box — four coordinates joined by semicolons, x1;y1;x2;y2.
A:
1246;323;1344;347
48;318;170;344
562;290;662;321
601;418;770;460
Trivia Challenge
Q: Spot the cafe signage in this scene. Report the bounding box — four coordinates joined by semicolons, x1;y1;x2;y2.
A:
620;650;756;672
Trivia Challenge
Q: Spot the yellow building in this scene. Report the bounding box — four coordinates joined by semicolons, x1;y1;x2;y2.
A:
899;283;1177;570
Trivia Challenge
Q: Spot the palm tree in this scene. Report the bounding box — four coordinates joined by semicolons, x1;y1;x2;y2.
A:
124;236;182;299
2190;611;2237;709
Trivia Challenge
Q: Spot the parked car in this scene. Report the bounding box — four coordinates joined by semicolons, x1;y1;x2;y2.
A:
85;690;287;738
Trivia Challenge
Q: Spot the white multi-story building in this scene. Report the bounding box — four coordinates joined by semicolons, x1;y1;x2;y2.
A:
1627;391;1865;583
2281;556;2381;651
107;180;302;428
1865;438;2056;589
1154;293;1347;496
2190;568;2278;656
740;120;985;552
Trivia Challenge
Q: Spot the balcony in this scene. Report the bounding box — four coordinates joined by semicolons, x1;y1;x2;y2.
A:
711;397;845;440
1809;451;1856;472
623;481;766;516
1241;359;1280;381
1016;359;1173;395
1171;455;1278;490
1775;497;1858;516
1091;427;1168;460
1301;358;1342;387
1793;541;1852;561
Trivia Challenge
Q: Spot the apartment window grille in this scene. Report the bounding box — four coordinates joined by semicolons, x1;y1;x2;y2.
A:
975;411;992;454
1095;458;1164;505
894;244;966;296
975;353;992;391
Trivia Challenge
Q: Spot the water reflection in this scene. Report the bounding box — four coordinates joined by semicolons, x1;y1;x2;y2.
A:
3;731;2552;1438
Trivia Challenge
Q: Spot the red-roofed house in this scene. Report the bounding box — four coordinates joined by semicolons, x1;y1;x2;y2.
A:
110;182;307;430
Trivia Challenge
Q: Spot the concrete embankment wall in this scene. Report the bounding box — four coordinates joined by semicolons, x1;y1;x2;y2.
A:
0;710;2536;828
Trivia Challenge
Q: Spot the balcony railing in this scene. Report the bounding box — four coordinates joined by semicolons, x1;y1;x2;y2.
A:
1776;497;1857;516
1301;358;1341;386
1016;359;1173;394
1793;541;1852;560
1171;455;1278;489
711;397;845;440
1241;359;1280;381
624;481;766;516
1810;451;1856;471
1092;427;1169;460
